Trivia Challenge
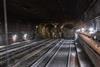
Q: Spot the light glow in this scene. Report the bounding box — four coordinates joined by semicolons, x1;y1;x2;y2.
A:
89;27;94;32
36;26;38;29
54;25;57;28
81;28;85;32
12;34;17;42
24;34;28;40
76;29;81;32
94;36;96;39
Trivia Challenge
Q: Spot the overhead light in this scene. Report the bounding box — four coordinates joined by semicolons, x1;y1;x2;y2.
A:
54;25;57;28
36;26;38;29
89;27;95;34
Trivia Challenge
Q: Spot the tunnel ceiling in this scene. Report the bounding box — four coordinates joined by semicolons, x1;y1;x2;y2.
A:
1;0;94;24
0;0;3;21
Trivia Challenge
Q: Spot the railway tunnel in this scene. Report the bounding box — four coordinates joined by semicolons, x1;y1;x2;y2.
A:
0;0;100;67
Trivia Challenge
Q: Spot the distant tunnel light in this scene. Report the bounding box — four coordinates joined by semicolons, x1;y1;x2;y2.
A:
24;34;28;40
89;27;94;32
94;35;96;39
81;28;85;32
76;29;81;32
36;25;38;29
89;27;95;34
12;34;17;42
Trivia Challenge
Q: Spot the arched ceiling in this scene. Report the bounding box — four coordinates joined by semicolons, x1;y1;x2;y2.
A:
0;0;4;21
0;0;94;24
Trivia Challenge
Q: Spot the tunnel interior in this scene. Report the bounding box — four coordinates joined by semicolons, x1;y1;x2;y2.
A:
0;0;100;67
0;0;99;44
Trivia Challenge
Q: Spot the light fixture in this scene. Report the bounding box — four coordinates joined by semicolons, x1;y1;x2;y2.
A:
89;27;95;34
76;29;81;32
89;27;94;32
81;28;85;32
23;34;28;40
12;34;17;42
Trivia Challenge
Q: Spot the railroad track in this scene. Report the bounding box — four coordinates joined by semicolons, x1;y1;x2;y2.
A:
0;39;48;52
0;39;94;67
0;39;57;66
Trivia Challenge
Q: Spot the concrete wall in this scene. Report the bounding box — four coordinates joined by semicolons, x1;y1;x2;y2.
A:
0;21;5;45
84;0;100;20
7;21;34;43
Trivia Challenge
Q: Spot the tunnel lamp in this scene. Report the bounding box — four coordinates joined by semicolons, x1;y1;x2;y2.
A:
77;48;82;53
81;28;85;32
76;29;81;32
23;34;28;40
12;34;17;42
89;27;94;32
89;27;95;34
36;26;38;29
54;25;57;28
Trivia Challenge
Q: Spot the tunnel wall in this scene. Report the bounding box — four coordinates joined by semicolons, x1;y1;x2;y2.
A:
0;21;5;44
84;0;100;20
7;21;34;43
